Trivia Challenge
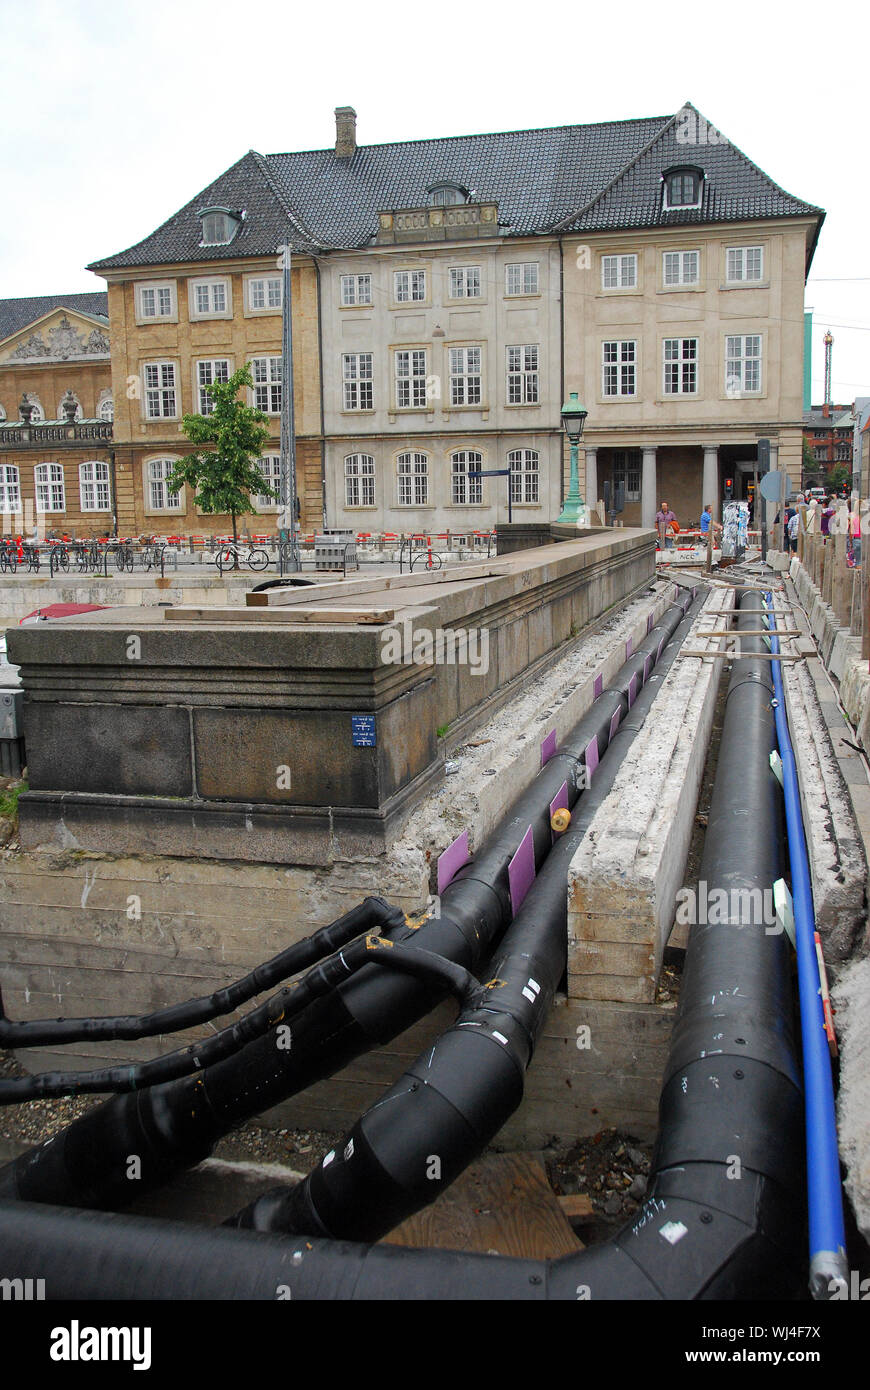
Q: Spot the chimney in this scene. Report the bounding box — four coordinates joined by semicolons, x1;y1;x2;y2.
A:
335;106;357;159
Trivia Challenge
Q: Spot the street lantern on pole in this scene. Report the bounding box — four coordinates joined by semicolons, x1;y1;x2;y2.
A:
556;392;588;525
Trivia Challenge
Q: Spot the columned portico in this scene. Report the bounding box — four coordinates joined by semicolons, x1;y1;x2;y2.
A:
702;445;719;521
584;447;598;518
641;446;657;528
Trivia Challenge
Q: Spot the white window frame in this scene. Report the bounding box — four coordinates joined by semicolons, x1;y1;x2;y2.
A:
98;394;114;422
663;338;698;396
195;358;231;415
506;345;539;405
451;450;483;506
508;449;539;504
79;461;111;513
143;361;179;419
601;255;638;290
136;281;176;323
342;353;374;411
448;266;481;299
251;356;282;414
340;274;372;306
602;341;637;398
255;455;281;510
246;276;283;314
448;346;482;406
144;457;183;513
200;211;238;247
34;462;66;512
662;250;700;286
396;451;429;507
0;464;21;513
663;170;702;210
344;453;375;507
394;349;428;410
505;263;539;296
725;335;763;395
189;277;231;320
726;246;764;284
393;269;427;304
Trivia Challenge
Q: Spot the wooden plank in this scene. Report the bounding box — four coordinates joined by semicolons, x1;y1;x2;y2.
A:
381;1153;583;1258
678;650;801;661
557;1193;595;1223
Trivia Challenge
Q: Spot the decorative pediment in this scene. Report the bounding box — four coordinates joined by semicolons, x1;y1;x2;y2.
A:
1;310;110;365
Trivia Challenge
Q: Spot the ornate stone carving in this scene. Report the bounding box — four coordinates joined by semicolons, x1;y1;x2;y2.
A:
8;315;110;362
11;332;51;360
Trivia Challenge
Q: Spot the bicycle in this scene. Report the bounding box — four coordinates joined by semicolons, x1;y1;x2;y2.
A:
114;540;135;573
0;541;17;574
216;543;271;575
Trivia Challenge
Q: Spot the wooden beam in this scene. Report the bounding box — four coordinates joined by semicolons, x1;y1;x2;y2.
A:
679;650;802;661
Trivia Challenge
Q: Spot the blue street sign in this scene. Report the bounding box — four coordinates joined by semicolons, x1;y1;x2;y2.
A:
351;715;376;747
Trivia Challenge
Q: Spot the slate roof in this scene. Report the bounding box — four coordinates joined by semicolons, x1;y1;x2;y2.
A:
88;104;824;271
0;293;108;342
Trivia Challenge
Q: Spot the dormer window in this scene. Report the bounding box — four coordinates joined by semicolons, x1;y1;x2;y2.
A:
663;167;703;210
427;181;468;207
199;207;240;246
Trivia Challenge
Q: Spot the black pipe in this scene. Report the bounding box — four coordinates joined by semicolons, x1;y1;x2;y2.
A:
0;598;689;1214
227;589;706;1239
0;589;808;1298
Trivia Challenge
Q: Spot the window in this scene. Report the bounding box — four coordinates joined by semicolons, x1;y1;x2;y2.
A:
394;270;426;303
814;446;827;461
449;347;482;406
0;465;20;513
342;353;373;410
508;449;539;504
0;404;5;422
397;451;429;506
505;263;539;296
344;453;375;507
79;461;111;512
395;349;428;409
340;274;372;306
602;341;637;397
197;359;230;415
143;362;178;418
199;209;238;246
663;250;699;286
726;246;763;283
248;277;283;311
507;345;539;404
663;338;698;395
602;255;637;289
611;449;641;502
146;458;182;511
451;451;483;505
20;396;43;422
256;455;281;508
98;395;114;422
449;267;481;299
34;462;65;512
139;284;174;319
725;335;762;394
663;168;702;209
191;280;228;317
428;182;467;206
251;356;282;414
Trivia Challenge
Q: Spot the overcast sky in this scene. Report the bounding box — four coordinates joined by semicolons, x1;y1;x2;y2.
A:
2;0;865;403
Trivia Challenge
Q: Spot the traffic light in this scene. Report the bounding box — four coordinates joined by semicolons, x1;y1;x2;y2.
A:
724;477;733;500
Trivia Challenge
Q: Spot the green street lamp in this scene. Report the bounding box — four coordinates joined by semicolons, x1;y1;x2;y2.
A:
556;392;588;525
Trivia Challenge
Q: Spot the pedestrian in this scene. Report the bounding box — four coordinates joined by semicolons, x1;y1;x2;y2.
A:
656;500;678;550
699;504;721;540
787;510;800;554
820;498;835;542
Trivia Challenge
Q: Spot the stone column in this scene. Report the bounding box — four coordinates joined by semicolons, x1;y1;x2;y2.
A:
585;447;598;521
641;447;657;529
702;445;719;521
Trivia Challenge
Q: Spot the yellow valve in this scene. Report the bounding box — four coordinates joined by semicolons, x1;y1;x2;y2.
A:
551;807;571;834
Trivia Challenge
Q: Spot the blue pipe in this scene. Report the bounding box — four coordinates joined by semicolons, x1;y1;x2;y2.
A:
764;593;848;1298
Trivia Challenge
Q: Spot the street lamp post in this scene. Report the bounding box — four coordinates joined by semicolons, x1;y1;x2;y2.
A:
556;392;588;526
278;243;300;573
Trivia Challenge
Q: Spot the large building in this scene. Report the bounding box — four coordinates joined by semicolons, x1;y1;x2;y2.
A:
2;103;824;538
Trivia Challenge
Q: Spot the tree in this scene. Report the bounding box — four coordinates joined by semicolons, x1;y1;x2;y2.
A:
801;436;818;485
167;363;276;563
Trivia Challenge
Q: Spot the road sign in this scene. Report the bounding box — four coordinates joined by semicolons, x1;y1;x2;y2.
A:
759;470;785;502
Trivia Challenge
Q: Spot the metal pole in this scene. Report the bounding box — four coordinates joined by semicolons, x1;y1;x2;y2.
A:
279;245;300;573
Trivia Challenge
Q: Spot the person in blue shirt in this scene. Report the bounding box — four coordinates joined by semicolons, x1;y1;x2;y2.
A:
699;504;720;542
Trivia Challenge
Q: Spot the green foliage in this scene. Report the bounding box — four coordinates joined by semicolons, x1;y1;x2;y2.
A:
436;724;449;739
0;780;27;825
801;437;815;476
167;363;278;539
827;464;851;492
